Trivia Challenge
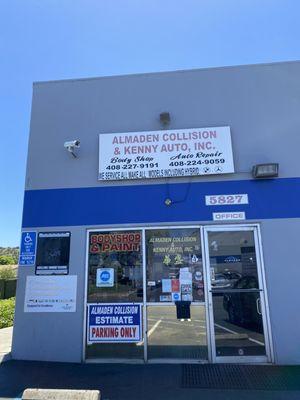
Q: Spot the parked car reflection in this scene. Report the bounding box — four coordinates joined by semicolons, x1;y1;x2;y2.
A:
223;276;263;332
211;273;232;290
222;271;241;286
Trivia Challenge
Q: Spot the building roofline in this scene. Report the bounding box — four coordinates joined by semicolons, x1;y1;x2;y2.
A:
33;59;300;86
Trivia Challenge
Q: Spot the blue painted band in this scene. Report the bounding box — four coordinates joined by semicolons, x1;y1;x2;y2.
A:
22;177;300;228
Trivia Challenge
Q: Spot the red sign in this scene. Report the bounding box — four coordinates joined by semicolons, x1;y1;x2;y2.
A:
171;279;180;292
90;232;141;253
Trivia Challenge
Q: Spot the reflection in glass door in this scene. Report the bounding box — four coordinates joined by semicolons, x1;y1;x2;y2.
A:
204;226;272;363
145;227;208;361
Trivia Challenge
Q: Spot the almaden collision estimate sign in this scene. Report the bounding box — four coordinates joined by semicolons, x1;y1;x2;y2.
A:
98;126;234;181
87;303;142;343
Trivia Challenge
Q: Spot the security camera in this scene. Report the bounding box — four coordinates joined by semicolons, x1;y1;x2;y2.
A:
64;140;80;158
64;140;80;149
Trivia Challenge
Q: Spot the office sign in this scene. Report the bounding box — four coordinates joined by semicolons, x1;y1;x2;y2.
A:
213;212;246;221
87;303;142;343
19;231;37;266
98;126;234;181
24;275;77;312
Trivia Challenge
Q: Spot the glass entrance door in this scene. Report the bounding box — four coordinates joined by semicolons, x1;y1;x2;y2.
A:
145;227;208;362
203;225;272;363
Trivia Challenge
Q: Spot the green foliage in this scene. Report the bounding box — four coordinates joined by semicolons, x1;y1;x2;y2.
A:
0;247;19;264
0;297;15;328
0;255;15;265
0;266;16;280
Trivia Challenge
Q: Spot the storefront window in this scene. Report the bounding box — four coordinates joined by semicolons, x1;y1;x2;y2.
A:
87;230;143;303
86;230;144;360
146;228;204;302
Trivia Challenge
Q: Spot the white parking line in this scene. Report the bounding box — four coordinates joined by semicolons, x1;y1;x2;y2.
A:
148;320;162;336
214;322;265;346
162;320;207;329
137;319;162;346
249;337;265;346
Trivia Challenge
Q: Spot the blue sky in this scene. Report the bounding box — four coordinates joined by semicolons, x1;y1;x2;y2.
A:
0;0;300;247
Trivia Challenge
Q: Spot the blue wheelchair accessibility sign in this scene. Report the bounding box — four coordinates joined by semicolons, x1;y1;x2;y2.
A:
19;231;37;266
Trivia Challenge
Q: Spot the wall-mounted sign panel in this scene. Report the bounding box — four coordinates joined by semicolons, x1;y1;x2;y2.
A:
98;126;234;181
19;231;37;266
213;212;246;221
87;303;142;343
35;232;71;275
24;275;77;312
205;194;248;206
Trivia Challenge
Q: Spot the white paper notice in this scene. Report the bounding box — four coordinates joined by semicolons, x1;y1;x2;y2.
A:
162;279;172;293
179;270;193;284
24;275;77;312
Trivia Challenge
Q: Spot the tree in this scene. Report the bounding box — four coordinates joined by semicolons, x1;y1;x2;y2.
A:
0;255;15;265
0;247;19;264
0;267;16;280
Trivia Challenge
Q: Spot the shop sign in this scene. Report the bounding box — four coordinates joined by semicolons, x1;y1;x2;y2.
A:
24;275;77;312
19;231;37;266
98;126;234;181
90;232;141;253
87;303;142;343
213;212;246;221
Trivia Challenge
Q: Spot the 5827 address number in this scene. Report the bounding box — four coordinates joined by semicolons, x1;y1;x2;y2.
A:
205;194;249;206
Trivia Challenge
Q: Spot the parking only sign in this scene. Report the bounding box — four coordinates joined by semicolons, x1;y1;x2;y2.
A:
19;231;37;266
87;303;142;343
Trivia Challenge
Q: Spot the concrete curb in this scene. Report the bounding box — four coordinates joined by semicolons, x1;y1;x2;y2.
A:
22;389;101;399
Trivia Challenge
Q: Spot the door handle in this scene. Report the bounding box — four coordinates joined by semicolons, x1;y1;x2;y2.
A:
256;298;262;315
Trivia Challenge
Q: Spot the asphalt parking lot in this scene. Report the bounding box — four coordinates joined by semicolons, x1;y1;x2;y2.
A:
0;312;299;400
1;360;300;400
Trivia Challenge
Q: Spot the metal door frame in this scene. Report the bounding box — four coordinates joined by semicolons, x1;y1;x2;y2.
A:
202;224;274;364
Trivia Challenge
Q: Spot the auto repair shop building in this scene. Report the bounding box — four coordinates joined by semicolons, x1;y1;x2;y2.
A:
13;60;300;365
